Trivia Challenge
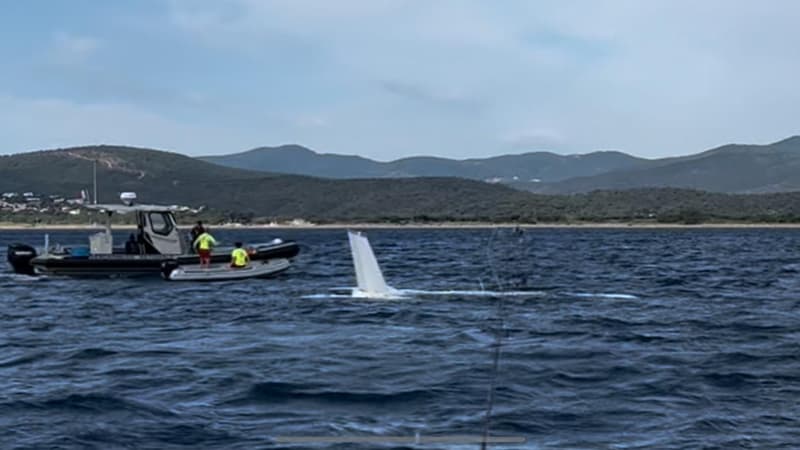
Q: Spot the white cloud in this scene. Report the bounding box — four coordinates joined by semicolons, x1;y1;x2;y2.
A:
19;0;799;159
380;80;485;112
50;32;102;66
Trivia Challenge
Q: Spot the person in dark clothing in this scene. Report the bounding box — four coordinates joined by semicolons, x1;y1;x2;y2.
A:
125;234;138;254
191;221;204;240
136;225;149;254
190;221;205;253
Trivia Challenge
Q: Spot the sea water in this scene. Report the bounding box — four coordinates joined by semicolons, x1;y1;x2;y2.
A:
1;228;799;448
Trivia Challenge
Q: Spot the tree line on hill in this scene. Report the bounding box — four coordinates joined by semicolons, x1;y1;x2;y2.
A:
4;145;800;225
5;186;800;225
201;136;800;195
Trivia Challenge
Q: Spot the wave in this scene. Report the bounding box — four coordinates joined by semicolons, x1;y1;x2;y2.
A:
64;347;118;361
0;270;36;279
0;351;52;368
702;372;759;389
1;393;174;418
240;382;435;405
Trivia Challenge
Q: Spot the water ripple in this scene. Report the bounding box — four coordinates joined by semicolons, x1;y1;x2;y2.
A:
2;228;800;448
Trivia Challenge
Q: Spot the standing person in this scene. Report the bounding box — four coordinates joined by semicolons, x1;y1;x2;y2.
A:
230;242;250;269
193;228;217;268
190;221;205;252
125;234;138;254
136;224;148;254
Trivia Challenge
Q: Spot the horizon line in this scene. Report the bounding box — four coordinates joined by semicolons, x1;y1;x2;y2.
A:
2;134;799;161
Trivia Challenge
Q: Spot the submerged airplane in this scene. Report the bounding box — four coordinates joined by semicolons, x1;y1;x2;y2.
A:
342;229;539;300
347;230;402;299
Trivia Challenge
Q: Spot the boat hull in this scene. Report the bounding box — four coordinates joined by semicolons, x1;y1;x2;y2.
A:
162;259;291;282
8;241;300;277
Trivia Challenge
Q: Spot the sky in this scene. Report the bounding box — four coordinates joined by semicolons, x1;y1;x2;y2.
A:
1;0;799;160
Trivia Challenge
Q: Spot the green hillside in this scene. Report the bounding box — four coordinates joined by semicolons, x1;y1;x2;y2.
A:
0;145;267;203
202;136;800;194
200;145;647;183
530;136;800;194
0;145;538;222
6;145;800;224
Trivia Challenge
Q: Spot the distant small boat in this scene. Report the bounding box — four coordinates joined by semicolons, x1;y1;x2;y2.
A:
161;258;291;282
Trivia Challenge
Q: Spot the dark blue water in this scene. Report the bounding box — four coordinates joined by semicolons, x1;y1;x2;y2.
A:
2;228;799;449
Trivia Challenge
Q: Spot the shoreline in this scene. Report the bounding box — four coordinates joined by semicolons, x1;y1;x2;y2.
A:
4;222;800;230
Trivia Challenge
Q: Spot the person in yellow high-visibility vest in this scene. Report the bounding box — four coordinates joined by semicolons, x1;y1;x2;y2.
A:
193;229;217;268
230;242;250;269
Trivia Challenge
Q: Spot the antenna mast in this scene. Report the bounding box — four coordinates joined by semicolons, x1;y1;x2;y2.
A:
93;160;98;204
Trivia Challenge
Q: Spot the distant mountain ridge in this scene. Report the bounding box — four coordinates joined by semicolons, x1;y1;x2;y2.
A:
530;136;800;194
201;136;800;194
0;145;533;220
200;145;648;183
7;145;800;224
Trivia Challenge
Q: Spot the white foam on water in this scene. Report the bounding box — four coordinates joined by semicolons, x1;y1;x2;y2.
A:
321;286;406;300
0;272;46;282
567;292;640;300
307;287;545;300
351;287;405;300
399;288;545;297
301;293;355;299
324;230;548;301
303;289;406;300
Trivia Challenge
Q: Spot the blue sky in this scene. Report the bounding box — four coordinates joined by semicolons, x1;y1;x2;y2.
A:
2;0;799;159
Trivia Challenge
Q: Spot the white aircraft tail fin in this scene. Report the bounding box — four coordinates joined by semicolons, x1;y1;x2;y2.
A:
348;230;395;298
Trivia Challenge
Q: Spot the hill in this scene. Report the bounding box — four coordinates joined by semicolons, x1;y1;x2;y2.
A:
0;145;538;221
0;145;267;204
200;145;648;183
7;146;800;224
202;137;800;194
528;136;800;194
200;145;387;178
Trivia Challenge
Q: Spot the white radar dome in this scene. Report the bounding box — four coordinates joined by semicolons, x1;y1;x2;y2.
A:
120;192;137;206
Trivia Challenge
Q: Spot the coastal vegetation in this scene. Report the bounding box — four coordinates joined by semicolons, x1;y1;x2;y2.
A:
4;145;800;225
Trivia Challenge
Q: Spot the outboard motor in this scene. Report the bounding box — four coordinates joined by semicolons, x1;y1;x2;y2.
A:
7;244;37;276
160;260;179;280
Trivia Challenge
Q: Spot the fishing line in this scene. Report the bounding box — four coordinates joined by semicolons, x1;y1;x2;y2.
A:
479;227;511;450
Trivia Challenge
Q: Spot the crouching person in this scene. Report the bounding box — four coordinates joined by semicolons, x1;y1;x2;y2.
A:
230;242;250;269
